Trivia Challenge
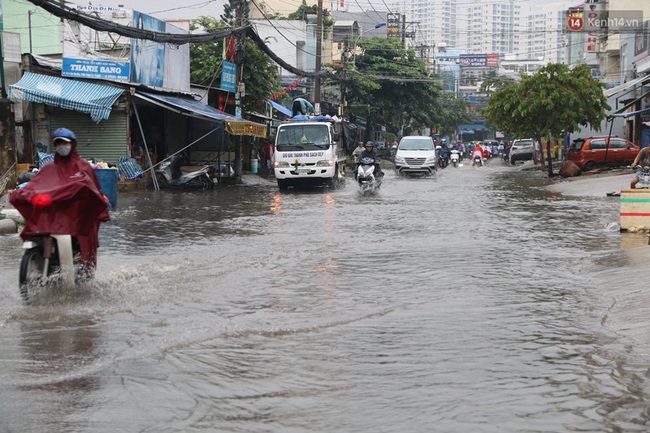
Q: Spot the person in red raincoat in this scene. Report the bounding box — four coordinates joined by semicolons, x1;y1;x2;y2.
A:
10;128;110;270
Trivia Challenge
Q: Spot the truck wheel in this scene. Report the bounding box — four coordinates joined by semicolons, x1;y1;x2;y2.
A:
277;179;289;191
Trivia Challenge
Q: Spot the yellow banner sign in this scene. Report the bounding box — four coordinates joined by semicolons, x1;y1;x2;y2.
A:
225;120;267;138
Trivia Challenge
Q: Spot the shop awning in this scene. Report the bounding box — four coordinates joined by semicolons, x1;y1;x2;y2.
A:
608;89;650;118
610;107;650;118
266;99;292;117
604;75;650;98
135;91;267;138
8;71;124;123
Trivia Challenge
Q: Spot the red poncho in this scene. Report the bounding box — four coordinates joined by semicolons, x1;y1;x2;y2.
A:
10;147;110;264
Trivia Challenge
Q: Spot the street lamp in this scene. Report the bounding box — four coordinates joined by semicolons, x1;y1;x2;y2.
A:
351;22;387;69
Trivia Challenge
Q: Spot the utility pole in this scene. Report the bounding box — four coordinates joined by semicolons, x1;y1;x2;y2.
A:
28;11;34;53
234;0;245;182
314;0;323;115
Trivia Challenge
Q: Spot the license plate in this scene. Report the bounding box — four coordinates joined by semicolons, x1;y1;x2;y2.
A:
298;167;310;173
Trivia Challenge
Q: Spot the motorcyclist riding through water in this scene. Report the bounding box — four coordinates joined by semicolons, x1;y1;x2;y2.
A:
438;140;451;161
10;128;110;272
356;141;384;179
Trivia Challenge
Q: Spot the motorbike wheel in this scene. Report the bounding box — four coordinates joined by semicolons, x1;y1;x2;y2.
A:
200;175;213;190
156;173;168;189
19;247;46;302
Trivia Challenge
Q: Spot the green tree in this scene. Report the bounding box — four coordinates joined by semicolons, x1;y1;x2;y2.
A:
483;63;609;175
286;0;334;31
434;94;472;137
334;37;442;139
189;13;280;114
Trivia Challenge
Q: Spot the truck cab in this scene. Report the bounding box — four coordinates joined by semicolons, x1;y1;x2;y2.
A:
273;118;344;190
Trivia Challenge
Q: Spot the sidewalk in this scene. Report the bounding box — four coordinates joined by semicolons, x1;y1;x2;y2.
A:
546;168;632;197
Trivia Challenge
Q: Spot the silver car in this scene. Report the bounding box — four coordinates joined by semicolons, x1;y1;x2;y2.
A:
509;139;535;164
394;136;437;175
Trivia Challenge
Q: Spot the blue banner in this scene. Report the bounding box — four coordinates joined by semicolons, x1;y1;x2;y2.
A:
221;61;237;93
63;58;130;81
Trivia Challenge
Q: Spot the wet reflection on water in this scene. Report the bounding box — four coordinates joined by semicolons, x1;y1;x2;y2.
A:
2;163;650;432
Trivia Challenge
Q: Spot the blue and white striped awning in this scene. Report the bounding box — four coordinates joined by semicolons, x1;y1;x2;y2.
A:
8;72;124;123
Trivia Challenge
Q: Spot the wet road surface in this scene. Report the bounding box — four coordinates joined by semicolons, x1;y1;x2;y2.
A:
2;160;650;432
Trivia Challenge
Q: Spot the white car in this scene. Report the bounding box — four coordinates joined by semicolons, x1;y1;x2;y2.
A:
394;136;437;175
509;139;535;164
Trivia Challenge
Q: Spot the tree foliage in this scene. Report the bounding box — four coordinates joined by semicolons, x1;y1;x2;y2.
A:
332;37;443;137
483;63;609;174
286;0;334;29
189;11;280;113
483;63;609;139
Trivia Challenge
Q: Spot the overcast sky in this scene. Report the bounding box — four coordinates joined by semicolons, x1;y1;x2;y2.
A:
80;0;551;22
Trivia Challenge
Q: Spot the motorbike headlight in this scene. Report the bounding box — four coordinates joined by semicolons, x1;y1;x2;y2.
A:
274;161;290;168
316;159;334;167
395;155;405;163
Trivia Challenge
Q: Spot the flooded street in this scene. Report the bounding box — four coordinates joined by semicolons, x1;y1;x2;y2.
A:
3;161;650;432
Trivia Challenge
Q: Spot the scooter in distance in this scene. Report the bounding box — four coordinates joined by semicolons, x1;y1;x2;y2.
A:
472;152;484;167
156;154;214;190
450;149;461;167
356;156;382;195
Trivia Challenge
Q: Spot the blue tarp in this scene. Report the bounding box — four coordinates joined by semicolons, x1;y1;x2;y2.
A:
8;72;124;123
266;99;291;117
610;107;650;118
137;91;237;122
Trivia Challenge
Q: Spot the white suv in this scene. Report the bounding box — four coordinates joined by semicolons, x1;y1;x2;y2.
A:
509;139;535;164
394;136;437;175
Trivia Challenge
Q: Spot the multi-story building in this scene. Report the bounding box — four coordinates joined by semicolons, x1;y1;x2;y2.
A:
249;0;318;20
400;0;457;51
457;0;520;55
522;1;575;65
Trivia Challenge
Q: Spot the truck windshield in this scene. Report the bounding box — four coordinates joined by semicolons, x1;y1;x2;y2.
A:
276;125;330;151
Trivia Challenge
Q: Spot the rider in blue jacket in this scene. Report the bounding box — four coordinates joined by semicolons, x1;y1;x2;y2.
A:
356;141;384;178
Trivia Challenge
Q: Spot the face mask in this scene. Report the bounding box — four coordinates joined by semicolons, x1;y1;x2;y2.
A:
55;145;72;157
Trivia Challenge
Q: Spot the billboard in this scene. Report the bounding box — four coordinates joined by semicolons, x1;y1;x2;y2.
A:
62;5;189;92
459;54;498;68
387;13;400;40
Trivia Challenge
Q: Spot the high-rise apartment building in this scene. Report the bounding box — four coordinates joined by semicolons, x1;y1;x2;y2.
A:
401;0;457;50
457;0;520;54
522;1;575;64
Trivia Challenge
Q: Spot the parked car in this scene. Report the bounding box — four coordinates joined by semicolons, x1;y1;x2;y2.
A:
509;139;535;164
393;136;437;175
566;136;639;171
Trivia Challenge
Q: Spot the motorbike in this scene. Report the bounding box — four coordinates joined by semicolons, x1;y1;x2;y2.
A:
450;150;461;167
472;152;484;167
357;156;382;195
19;233;90;301
11;177;109;302
633;165;650;188
156;154;214;190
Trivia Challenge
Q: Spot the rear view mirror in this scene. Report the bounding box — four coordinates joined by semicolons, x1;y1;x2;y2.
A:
332;132;340;142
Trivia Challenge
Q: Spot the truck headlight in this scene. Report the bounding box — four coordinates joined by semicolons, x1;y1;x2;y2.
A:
395;155;405;163
274;161;290;168
425;156;436;163
316;160;334;167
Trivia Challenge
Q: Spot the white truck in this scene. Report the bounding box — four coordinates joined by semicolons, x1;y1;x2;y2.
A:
273;117;346;190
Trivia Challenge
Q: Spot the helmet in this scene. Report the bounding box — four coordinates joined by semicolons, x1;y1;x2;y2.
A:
51;128;76;143
365;141;374;147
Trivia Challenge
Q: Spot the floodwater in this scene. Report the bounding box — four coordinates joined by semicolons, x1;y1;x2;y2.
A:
2;160;650;432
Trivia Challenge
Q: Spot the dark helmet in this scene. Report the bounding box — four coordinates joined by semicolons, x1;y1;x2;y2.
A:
365;141;374;148
51;128;76;143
